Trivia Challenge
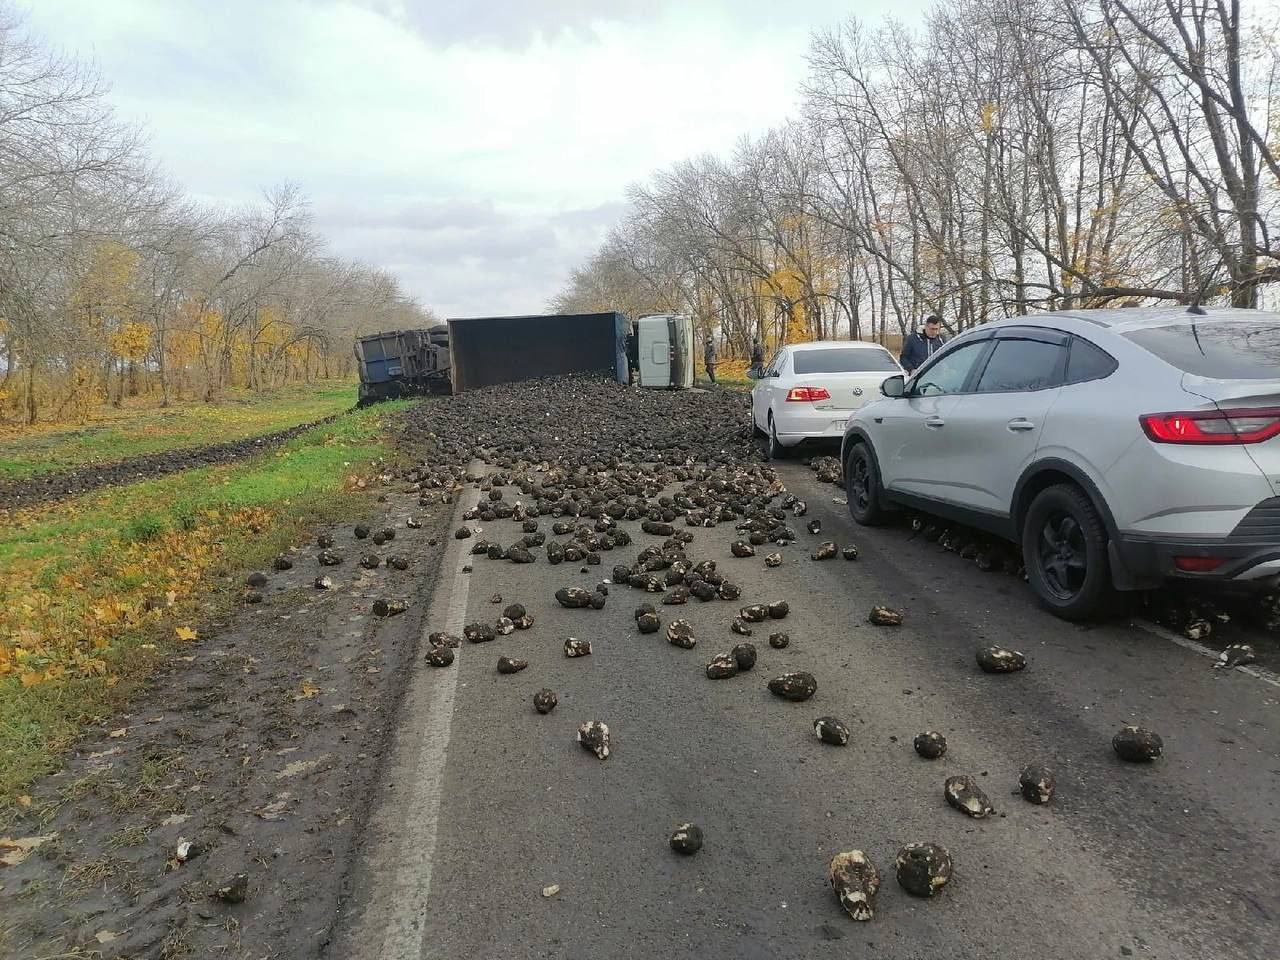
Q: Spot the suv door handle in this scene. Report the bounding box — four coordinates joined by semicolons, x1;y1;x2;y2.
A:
1007;418;1036;431
924;416;946;428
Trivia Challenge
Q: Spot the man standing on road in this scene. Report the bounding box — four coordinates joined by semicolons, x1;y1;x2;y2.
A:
749;337;765;377
899;314;947;376
703;336;717;384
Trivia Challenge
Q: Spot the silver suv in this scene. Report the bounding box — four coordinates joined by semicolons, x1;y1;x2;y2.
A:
841;307;1280;619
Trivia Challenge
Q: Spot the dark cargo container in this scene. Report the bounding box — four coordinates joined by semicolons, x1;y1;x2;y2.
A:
447;312;628;393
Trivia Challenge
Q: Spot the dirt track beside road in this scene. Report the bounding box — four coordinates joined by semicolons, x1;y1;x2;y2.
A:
0;411;349;513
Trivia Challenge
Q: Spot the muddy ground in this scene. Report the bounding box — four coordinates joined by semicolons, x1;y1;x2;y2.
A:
0;410;348;513
0;475;453;959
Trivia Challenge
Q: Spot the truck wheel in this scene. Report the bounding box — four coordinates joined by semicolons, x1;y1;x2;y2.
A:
1022;484;1115;621
845;442;888;525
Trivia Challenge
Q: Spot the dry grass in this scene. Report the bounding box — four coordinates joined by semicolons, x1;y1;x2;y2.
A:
0;400;412;809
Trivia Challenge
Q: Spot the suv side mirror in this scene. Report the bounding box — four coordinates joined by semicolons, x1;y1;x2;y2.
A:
746;367;761;380
881;374;905;398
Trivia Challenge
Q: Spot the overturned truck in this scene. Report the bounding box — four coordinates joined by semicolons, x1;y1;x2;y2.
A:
355;325;451;405
355;312;630;401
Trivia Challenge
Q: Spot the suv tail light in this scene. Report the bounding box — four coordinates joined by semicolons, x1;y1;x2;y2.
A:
786;386;831;402
1139;408;1280;445
1174;555;1226;572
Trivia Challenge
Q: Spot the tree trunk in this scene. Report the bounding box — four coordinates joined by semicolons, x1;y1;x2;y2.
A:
25;362;37;426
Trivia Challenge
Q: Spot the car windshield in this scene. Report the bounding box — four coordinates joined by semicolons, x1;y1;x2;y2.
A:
792;348;898;374
1123;320;1280;380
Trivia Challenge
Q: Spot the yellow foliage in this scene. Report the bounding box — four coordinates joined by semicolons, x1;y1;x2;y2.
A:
0;506;271;687
980;102;998;134
110;321;151;362
72;241;141;335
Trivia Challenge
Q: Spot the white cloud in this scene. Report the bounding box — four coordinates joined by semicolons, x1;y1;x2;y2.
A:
18;0;930;316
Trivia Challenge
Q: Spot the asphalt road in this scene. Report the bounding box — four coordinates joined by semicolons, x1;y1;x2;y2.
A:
336;461;1280;960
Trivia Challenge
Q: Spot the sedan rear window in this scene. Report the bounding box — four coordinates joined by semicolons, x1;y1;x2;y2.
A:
792;348;898;374
1123;321;1280;380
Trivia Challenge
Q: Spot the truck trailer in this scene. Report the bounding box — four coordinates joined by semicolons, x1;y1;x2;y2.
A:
446;312;629;393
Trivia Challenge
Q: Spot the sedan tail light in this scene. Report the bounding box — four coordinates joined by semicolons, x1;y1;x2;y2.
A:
1139;408;1280;445
785;386;831;402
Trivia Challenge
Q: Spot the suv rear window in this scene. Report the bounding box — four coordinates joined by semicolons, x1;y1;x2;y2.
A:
792;348;899;374
1123;320;1280;379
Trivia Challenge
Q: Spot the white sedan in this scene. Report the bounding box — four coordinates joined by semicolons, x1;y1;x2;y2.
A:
750;340;903;458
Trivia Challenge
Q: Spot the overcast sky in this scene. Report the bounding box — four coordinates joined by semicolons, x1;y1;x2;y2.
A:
21;0;931;318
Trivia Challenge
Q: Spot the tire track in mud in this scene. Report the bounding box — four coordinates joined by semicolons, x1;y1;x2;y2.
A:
0;408;354;513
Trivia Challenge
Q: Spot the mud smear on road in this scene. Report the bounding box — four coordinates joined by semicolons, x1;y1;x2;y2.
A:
0;484;452;959
0;411;348;513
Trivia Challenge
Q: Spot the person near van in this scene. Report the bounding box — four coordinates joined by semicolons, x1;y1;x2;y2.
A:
703;336;717;384
749;338;765;377
899;315;947;375
625;330;639;383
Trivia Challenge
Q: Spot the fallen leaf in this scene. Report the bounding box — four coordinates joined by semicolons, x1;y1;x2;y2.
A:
276;756;329;780
94;930;119;944
296;681;320;700
159;814;189;827
0;834;56;867
542;884;560;898
255;793;292;821
175;626;198;642
16;796;31;808
108;727;128;739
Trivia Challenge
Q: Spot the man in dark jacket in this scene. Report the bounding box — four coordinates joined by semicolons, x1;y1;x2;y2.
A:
703;337;717;384
899;315;947;375
749;338;765;377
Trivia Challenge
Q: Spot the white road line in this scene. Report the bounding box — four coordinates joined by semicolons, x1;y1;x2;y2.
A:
342;473;483;960
1131;618;1280;689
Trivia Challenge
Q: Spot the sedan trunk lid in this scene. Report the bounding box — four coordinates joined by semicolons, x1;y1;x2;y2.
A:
791;372;894;412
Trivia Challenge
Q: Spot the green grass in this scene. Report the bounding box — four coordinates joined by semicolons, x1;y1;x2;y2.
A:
0;399;414;810
0;381;356;481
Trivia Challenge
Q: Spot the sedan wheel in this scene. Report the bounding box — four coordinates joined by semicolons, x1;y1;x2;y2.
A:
766;416;786;460
1022;484;1114;621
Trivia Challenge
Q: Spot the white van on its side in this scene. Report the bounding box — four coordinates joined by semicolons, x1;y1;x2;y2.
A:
635;314;694;389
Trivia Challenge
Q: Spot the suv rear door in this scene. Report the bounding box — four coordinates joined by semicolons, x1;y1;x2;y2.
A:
939;328;1069;517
